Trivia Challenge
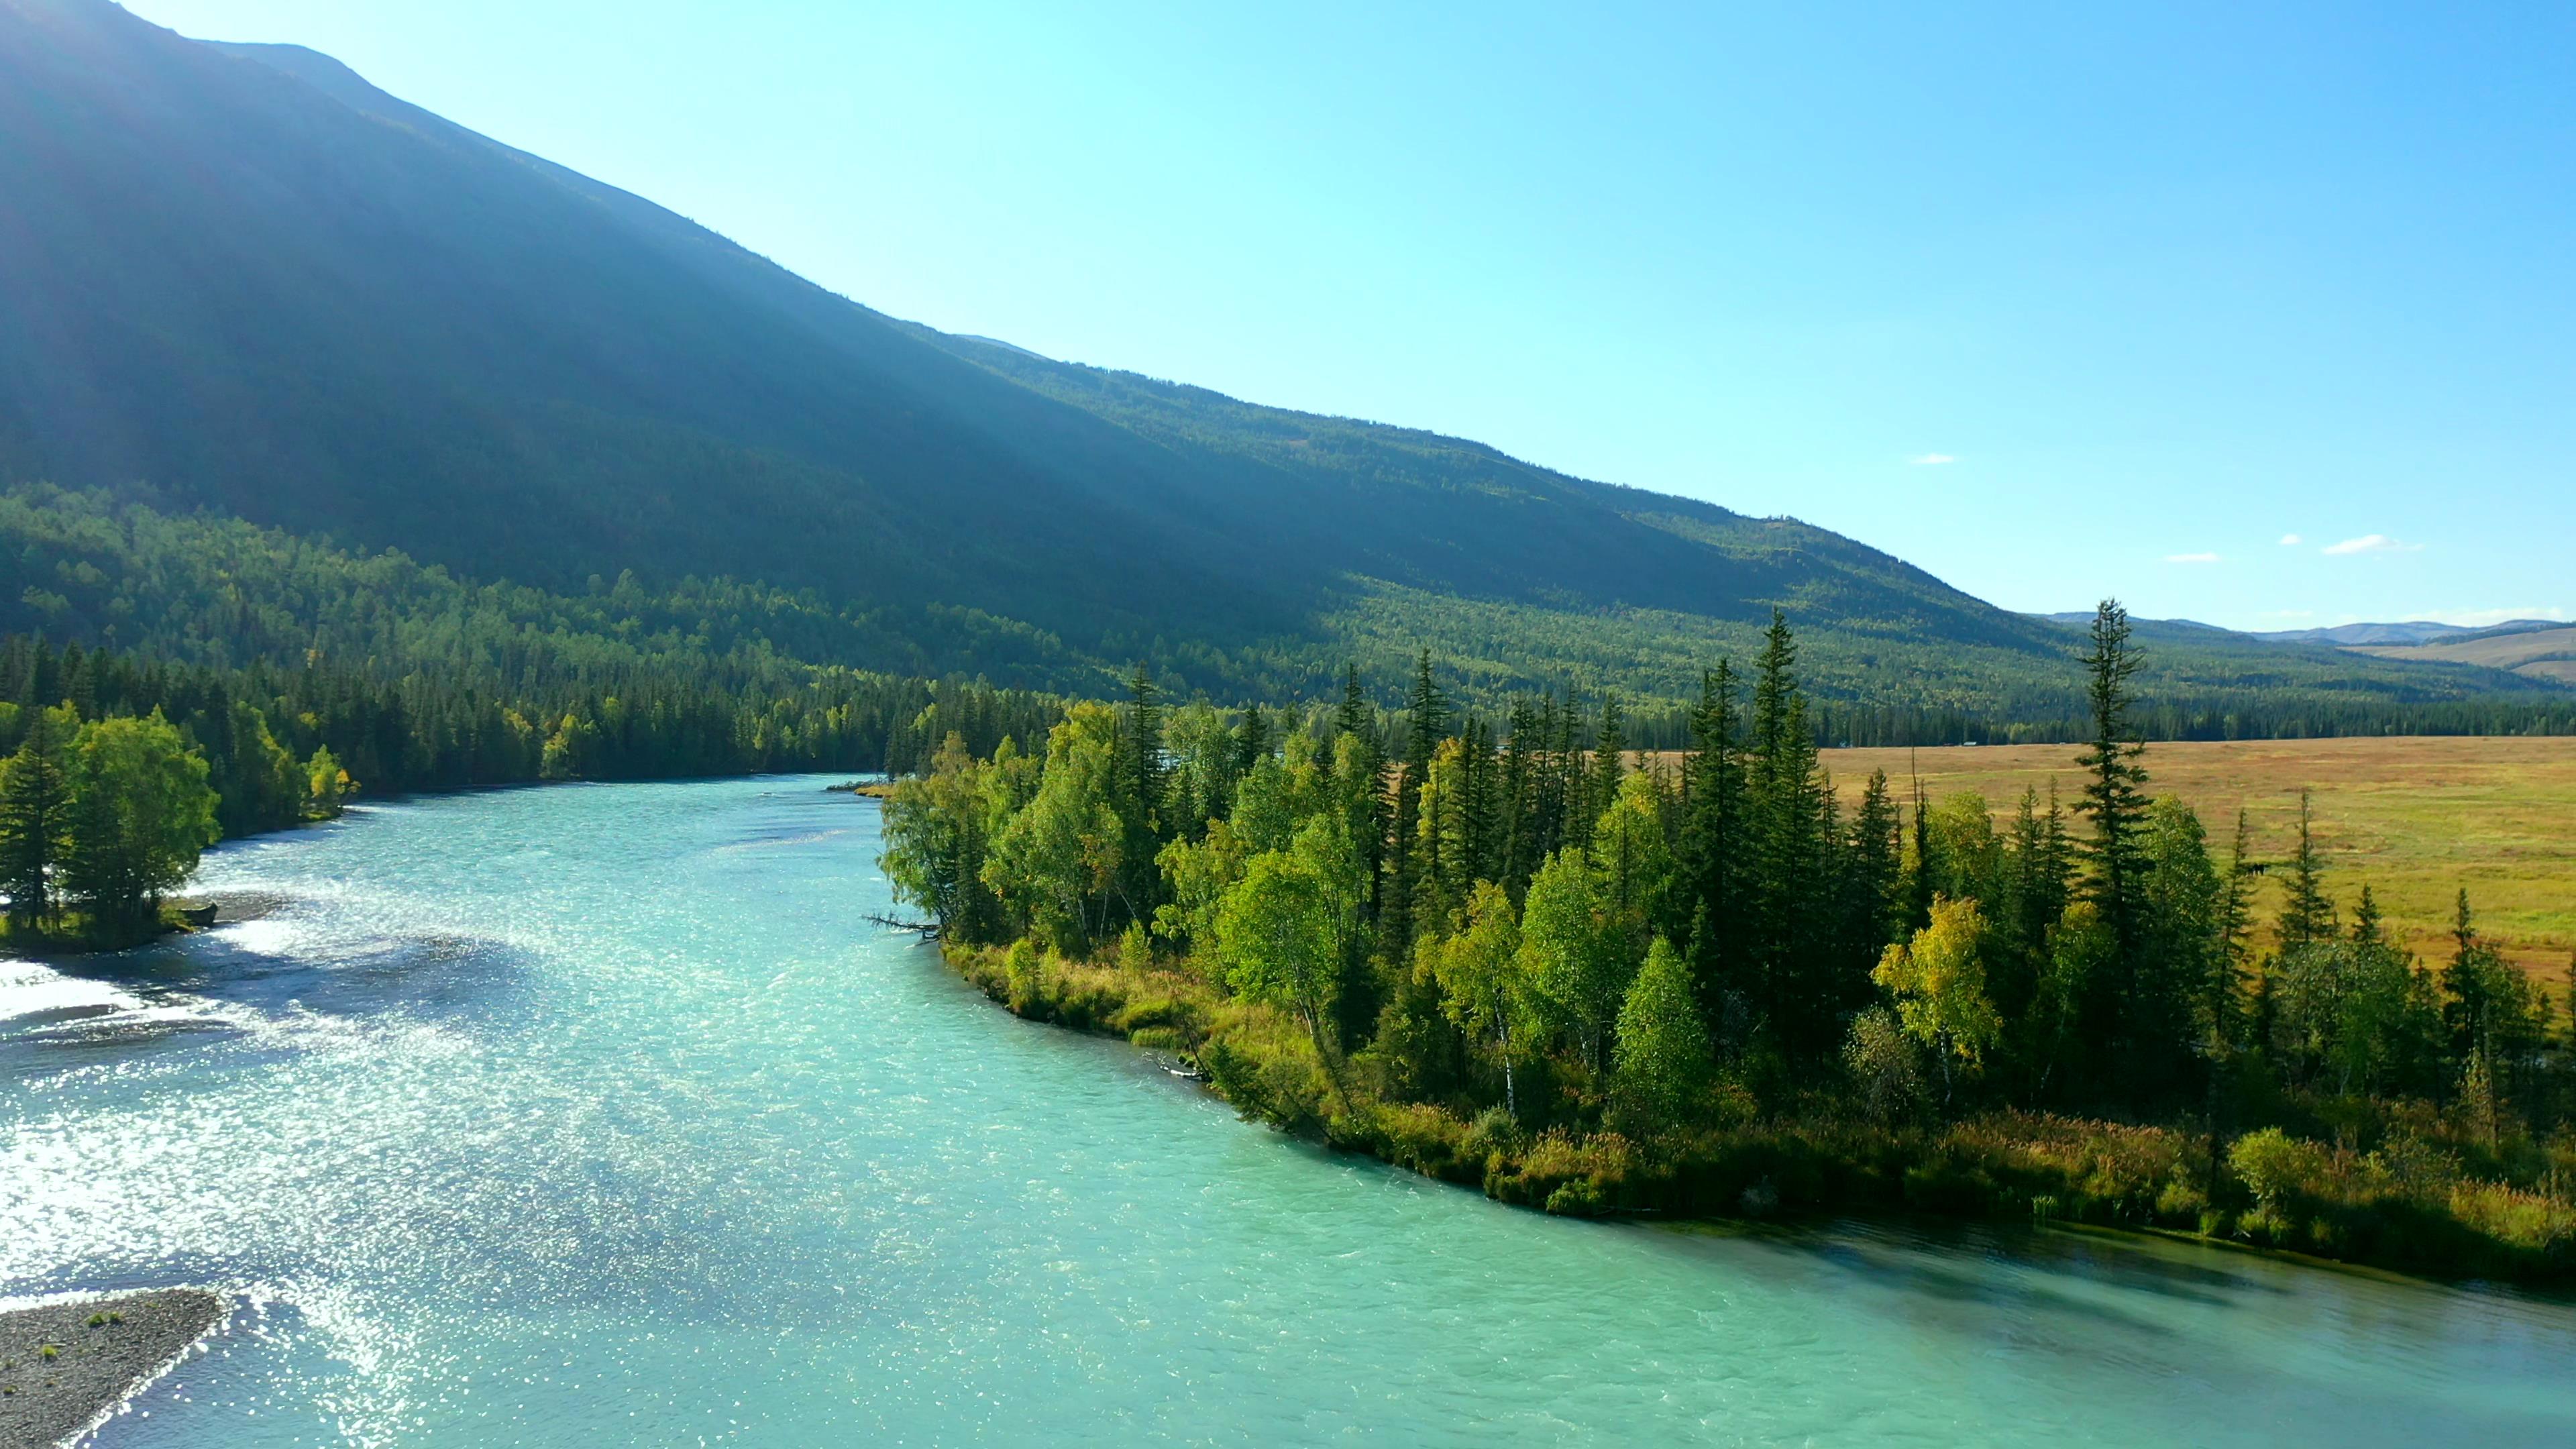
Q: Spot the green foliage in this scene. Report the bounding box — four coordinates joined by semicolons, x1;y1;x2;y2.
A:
1520;848;1629;1072
0;704;75;928
1429;881;1533;1117
1613;936;1712;1131
1874;895;2003;1108
1216;818;1363;1057
984;705;1126;955
58;712;220;933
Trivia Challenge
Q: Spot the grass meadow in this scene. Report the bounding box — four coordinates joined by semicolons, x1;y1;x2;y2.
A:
1803;736;2576;979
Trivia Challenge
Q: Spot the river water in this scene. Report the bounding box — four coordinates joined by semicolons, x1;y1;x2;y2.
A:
3;777;2571;1446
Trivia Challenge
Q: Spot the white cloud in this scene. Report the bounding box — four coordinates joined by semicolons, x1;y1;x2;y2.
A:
2322;533;2422;555
2412;606;2569;628
1909;453;1956;466
2163;551;2222;564
2278;533;2302;546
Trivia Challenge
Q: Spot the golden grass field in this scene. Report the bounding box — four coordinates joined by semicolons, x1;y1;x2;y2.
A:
1801;736;2576;979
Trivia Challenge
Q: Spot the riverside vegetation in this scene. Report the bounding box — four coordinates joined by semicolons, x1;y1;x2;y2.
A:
0;626;1058;949
883;603;2576;1282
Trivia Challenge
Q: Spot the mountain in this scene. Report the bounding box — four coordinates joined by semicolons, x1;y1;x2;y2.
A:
0;0;2561;722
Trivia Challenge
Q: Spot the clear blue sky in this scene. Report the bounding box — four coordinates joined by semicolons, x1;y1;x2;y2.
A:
125;1;2575;631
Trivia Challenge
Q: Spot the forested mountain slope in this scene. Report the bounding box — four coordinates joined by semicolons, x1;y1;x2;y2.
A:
0;0;2559;720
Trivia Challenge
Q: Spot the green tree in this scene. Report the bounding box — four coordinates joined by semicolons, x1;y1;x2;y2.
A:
1615;934;1713;1130
985;705;1126;953
883;732;1008;942
306;746;356;819
0;704;76;930
1592;771;1676;961
1747;610;1827;1053
1679;662;1746;1014
1431;880;1534;1116
1217;816;1364;1079
2131;795;2220;1102
2074;598;2148;921
59;711;221;936
2276;790;2334;952
1152;818;1246;958
1520;845;1627;1072
1874;894;2002;1110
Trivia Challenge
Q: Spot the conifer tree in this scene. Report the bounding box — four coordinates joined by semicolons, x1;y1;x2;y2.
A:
1591;693;1626;812
1676;664;1745;1028
1497;698;1539;892
1330;665;1385;916
2075;600;2150;944
1846;769;1903;959
0;705;74;932
2277;790;2334;953
1746;610;1825;1051
1382;652;1450;956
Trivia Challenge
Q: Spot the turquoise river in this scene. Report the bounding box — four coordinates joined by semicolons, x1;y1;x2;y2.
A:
5;778;2575;1445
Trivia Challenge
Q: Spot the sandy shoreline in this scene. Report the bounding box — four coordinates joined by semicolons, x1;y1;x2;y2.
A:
0;1290;225;1447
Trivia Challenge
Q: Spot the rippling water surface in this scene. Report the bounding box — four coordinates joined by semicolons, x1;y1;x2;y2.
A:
5;778;2574;1445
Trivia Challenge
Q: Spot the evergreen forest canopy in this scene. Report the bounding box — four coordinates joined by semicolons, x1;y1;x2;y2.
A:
0;0;2566;730
881;604;2576;1279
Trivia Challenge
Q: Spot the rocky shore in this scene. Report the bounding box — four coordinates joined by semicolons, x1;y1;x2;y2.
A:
0;1290;224;1447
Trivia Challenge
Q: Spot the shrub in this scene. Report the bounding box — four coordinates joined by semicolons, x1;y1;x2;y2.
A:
2229;1128;2331;1212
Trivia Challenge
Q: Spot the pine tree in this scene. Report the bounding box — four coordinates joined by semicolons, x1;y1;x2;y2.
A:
1591;692;1626;812
1235;702;1271;782
1679;663;1743;1022
1497;698;1538;893
2276;790;2334;952
2074;600;2150;943
2350;884;2384;945
2209;809;2256;1049
1330;665;1385;916
1383;652;1451;956
1847;769;1903;957
0;706;74;932
1747;610;1826;1053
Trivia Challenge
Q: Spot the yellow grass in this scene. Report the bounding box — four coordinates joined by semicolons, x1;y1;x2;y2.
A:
1802;736;2576;978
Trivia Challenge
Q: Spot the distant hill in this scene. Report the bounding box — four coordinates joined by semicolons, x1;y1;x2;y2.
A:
0;0;2562;723
2352;627;2576;687
2251;620;2567;647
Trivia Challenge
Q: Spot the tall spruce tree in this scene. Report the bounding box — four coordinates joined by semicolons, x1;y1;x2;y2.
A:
1330;665;1386;918
1382;652;1451;956
1747;611;1827;1053
1679;663;1745;1020
0;705;75;932
2277;790;2335;952
1591;693;1627;812
2072;599;2153;1102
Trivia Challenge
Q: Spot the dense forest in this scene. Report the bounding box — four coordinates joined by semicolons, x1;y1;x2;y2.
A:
883;604;2576;1279
4;486;2571;751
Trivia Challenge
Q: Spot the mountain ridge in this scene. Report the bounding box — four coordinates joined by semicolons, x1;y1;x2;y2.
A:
0;0;2561;719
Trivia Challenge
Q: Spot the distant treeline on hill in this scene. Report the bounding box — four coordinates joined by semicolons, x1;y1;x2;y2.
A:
0;486;2567;744
0;634;1061;840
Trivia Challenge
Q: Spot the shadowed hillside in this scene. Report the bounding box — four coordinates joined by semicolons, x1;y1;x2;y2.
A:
0;0;2561;718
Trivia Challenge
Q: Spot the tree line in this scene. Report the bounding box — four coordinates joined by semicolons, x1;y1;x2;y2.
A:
884;603;2576;1268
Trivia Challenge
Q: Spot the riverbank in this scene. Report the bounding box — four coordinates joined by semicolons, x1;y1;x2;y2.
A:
0;903;219;959
0;1289;224;1446
940;940;2576;1285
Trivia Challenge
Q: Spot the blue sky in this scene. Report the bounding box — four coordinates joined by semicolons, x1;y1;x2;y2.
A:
125;1;2574;631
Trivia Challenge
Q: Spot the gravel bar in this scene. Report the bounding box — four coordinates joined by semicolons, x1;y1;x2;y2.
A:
0;1290;225;1448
